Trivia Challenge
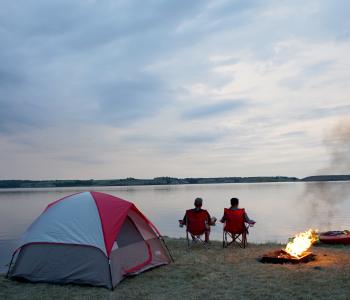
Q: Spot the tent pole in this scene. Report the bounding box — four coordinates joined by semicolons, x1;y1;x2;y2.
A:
6;252;16;279
159;236;174;262
108;259;114;291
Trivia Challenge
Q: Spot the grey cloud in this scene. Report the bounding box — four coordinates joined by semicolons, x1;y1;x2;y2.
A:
304;60;335;76
0;97;51;134
182;99;247;120
280;60;335;90
278;131;306;138
58;154;105;166
0;79;87;134
124;131;224;145
0;1;206;51
176;132;223;144
94;74;175;125
122;127;229;152
297;104;350;120
0;0;289;137
0;0;212;135
0;69;26;88
0;1;85;37
0;0;349;179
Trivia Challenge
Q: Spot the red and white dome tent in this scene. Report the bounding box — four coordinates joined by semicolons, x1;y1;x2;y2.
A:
7;191;172;289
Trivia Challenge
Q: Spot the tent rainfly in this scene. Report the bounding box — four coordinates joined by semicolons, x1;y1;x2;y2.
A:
7;191;172;289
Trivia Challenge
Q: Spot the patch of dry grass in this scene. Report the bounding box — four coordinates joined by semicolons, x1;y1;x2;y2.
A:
1;239;350;299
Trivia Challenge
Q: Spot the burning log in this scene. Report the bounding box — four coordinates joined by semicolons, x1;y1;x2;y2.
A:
260;250;316;264
260;229;318;264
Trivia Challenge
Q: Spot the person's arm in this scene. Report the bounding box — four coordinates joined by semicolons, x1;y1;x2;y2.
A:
244;212;255;224
182;213;187;225
206;211;211;224
220;213;226;223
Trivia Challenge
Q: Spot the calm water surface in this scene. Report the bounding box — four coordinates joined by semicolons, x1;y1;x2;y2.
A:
1;181;350;273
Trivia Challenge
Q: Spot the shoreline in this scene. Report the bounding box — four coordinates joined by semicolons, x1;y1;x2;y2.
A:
0;175;349;189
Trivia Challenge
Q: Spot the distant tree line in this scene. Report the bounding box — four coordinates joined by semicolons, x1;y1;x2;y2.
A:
301;175;350;182
0;175;349;189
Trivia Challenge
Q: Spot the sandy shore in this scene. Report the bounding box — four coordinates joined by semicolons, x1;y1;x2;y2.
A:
1;238;350;299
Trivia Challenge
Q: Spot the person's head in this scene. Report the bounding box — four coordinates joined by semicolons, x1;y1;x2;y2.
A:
230;197;239;208
194;197;203;208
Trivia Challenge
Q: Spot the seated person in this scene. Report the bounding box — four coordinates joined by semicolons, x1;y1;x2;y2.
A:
220;197;255;225
180;197;215;243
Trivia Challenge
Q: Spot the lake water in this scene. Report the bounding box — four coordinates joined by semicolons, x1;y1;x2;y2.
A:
1;181;350;273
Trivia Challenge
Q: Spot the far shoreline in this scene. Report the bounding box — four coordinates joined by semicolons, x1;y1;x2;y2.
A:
0;175;349;189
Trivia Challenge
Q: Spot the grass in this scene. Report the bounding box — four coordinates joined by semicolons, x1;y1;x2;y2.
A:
1;238;350;300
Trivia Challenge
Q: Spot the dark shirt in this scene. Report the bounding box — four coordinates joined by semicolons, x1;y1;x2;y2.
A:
182;208;211;225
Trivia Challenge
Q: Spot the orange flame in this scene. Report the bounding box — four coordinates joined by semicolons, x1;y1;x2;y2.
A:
284;229;318;258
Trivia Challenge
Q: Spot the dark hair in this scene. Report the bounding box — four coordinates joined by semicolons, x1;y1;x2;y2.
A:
194;197;203;208
230;197;239;207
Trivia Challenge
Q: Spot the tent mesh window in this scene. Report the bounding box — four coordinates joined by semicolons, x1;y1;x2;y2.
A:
116;217;144;247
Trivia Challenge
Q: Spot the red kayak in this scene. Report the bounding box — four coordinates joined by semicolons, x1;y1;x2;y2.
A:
319;231;350;245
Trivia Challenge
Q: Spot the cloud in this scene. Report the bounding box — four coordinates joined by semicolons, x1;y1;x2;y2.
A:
298;104;350;120
94;73;176;126
0;0;350;179
280;60;335;90
0;69;26;88
181;99;247;120
0;100;41;133
176;132;223;144
0;1;206;133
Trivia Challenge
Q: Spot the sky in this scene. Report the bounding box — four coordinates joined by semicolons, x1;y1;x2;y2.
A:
0;0;350;180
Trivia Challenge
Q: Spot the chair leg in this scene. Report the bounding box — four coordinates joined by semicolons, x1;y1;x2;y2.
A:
230;233;244;248
226;232;234;247
224;232;248;248
238;232;246;248
224;232;233;248
243;232;247;248
186;231;210;249
235;234;240;248
186;231;190;249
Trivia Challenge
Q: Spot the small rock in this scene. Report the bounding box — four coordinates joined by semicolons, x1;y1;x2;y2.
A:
313;266;322;270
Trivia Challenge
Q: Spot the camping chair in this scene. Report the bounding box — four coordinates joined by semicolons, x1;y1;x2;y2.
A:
184;209;209;249
222;208;250;248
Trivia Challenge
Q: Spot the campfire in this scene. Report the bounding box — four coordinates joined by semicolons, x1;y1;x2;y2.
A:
261;229;318;264
284;229;318;258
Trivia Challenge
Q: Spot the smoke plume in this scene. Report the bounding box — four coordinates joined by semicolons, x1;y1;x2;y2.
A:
303;118;350;230
324;118;350;174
